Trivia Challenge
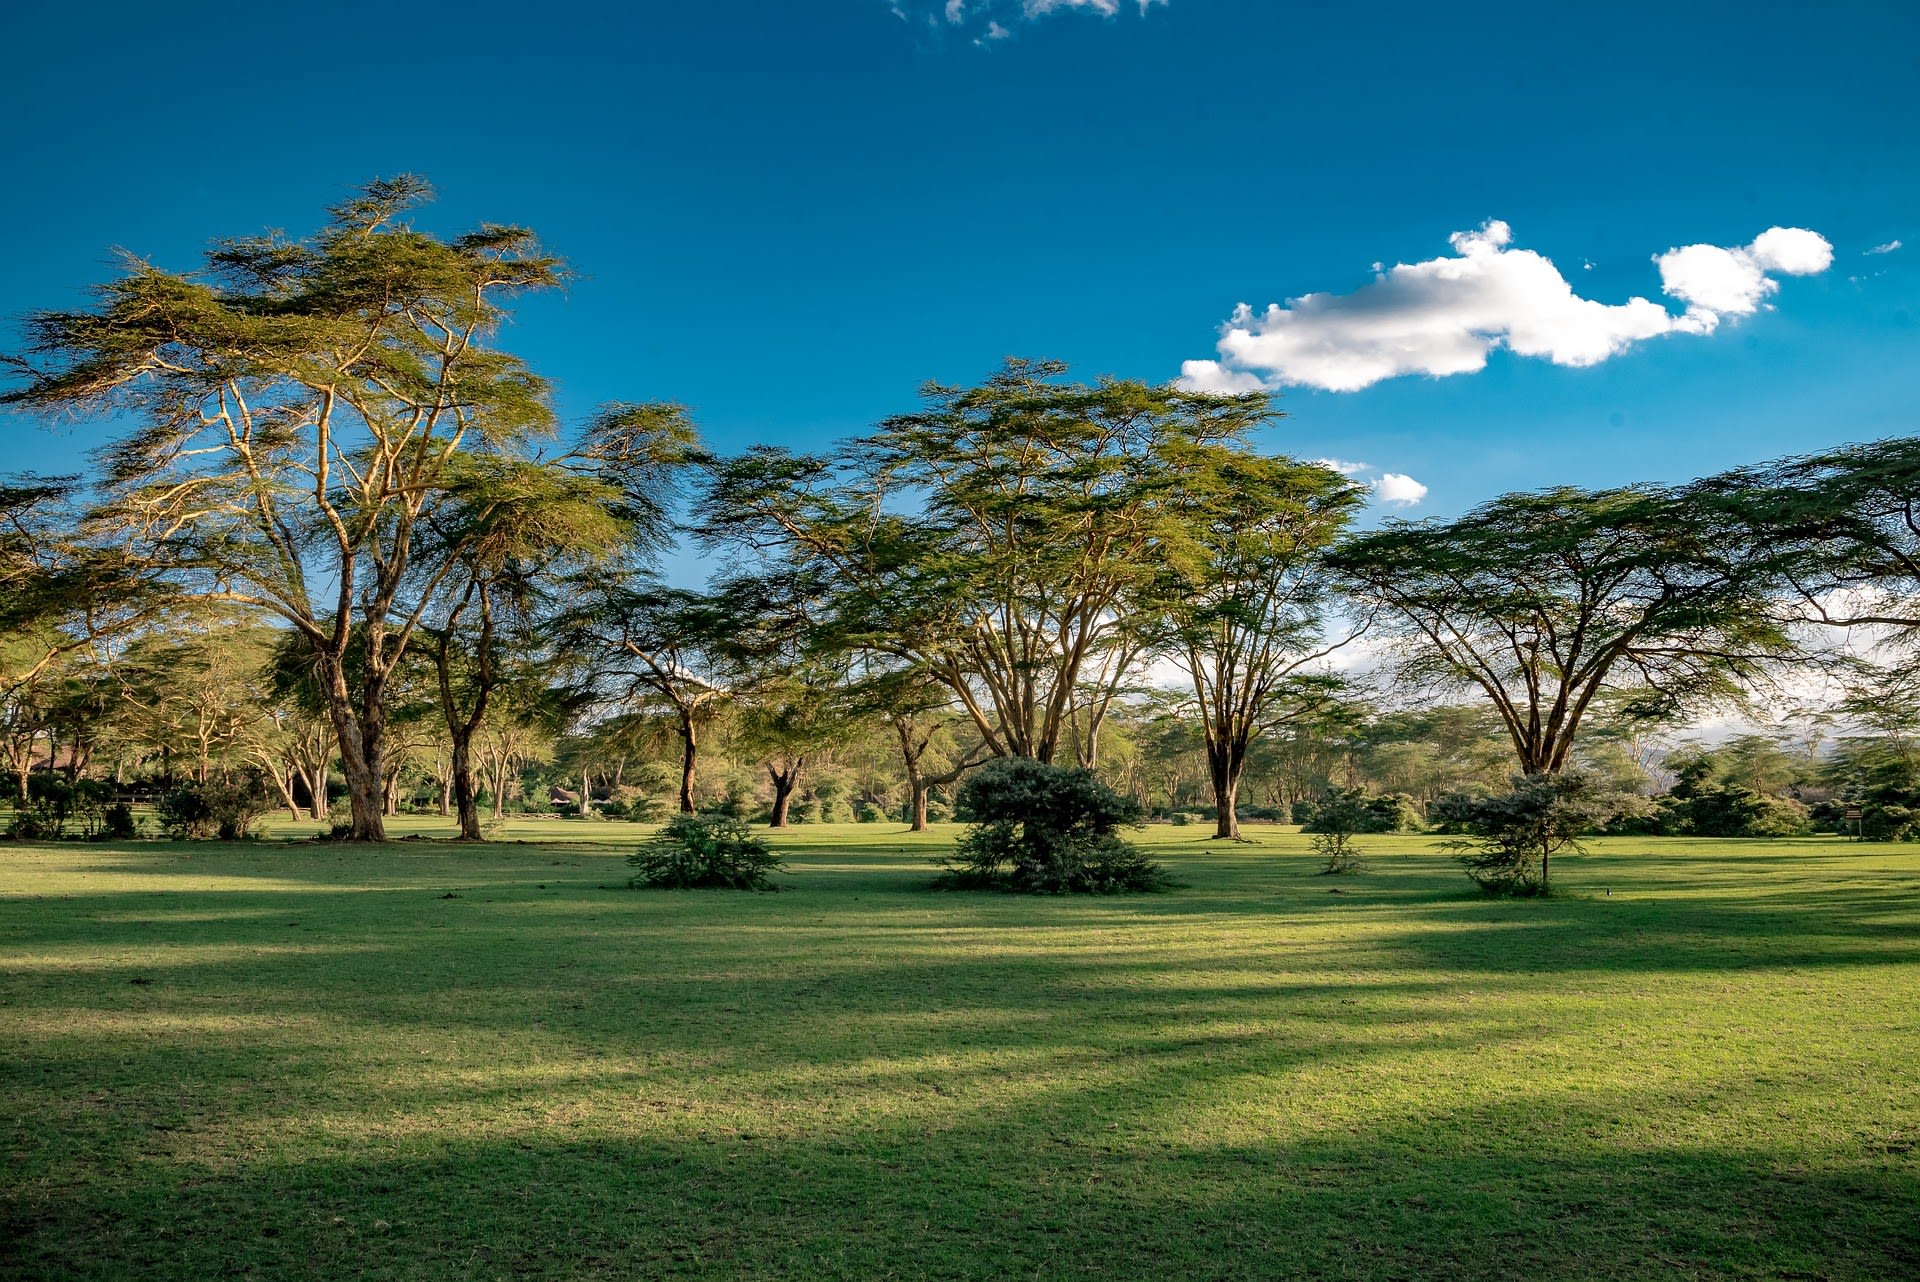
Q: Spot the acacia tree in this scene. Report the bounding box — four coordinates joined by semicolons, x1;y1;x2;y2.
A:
588;584;736;813
1330;485;1792;777
419;432;679;839
848;667;988;831
2;179;674;840
1163;453;1368;839
700;359;1279;765
1702;438;1920;638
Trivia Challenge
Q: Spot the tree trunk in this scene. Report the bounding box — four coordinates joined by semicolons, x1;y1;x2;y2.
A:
1207;738;1244;840
271;766;302;821
678;715;698;814
767;761;799;829
909;783;930;831
320;653;387;842
307;761;330;823
451;731;482;841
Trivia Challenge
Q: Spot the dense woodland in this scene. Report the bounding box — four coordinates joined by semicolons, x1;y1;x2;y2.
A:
4;181;1919;848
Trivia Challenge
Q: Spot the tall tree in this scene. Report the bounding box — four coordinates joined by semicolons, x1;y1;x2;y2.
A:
1163;453;1368;838
2;179;673;840
419;435;676;839
1330;485;1792;776
700;359;1279;764
587;585;736;813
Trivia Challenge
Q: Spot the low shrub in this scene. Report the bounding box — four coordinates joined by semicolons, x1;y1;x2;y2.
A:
1307;790;1370;874
98;803;138;840
156;783;216;839
937;757;1167;894
1440;772;1631;896
627;812;784;891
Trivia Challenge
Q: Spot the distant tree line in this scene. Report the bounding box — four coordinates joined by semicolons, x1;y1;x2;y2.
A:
4;180;1918;845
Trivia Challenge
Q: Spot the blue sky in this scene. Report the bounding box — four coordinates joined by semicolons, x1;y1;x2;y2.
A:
3;0;1914;519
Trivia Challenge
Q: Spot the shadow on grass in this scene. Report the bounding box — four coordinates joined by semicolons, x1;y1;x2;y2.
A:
5;1086;1914;1281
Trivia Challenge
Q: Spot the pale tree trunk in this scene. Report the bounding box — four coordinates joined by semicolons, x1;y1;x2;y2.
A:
1210;761;1240;840
307;761;331;822
269;764;302;821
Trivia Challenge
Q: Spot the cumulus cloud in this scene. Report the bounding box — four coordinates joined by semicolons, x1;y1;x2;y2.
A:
1305;457;1426;506
1867;239;1903;255
1180;221;1833;394
892;0;1164;41
1657;226;1832;329
1373;473;1429;506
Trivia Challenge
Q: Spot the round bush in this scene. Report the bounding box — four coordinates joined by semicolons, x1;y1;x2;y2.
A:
939;757;1166;894
627;813;784;891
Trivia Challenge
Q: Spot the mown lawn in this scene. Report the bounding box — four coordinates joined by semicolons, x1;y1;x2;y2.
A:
2;824;1916;1279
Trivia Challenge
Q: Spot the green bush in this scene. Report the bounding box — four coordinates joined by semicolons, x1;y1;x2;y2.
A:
98;802;138;840
627;813;784;891
156;783;216;839
1667;782;1813;838
1302;788;1424;835
158;772;274;840
938;757;1166;894
7;800;60;841
1440;772;1630;896
7;774;112;840
1306;790;1370;873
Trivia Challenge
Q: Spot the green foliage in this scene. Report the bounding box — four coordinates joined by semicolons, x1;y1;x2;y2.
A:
1332;486;1792;778
1440;773;1632;896
939;757;1166;894
1304;791;1369;873
627;813;784;891
156;784;214;839
157;773;274;841
99;802;138;840
1816;742;1920;841
1658;743;1814;837
1311;828;1367;874
1301;787;1423;834
700;359;1286;765
1678;786;1811;838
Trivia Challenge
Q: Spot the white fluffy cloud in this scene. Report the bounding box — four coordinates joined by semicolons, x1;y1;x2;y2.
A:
1312;457;1369;475
1656;226;1832;329
1181;221;1833;394
1373;473;1429;506
1307;457;1427;506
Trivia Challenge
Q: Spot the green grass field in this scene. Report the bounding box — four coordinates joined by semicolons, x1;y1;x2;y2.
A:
3;824;1916;1279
